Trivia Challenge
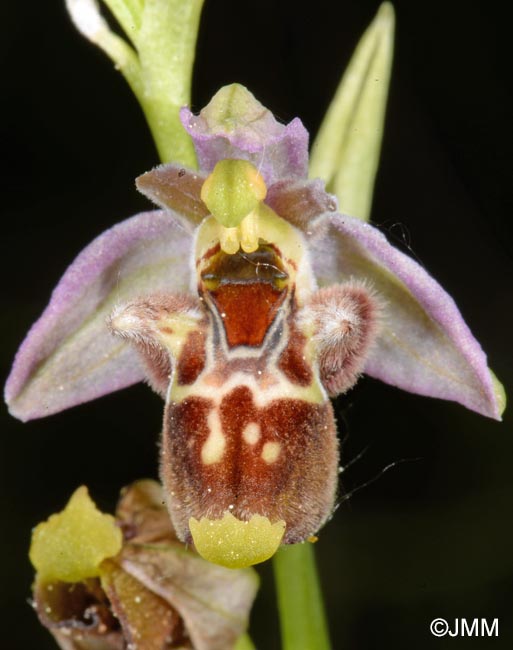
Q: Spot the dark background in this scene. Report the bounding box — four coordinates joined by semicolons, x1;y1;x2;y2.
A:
1;1;512;648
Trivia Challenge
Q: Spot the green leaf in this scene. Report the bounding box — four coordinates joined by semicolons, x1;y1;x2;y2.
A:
310;2;395;221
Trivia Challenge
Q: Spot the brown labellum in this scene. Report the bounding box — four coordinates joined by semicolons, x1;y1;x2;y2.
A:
110;204;379;567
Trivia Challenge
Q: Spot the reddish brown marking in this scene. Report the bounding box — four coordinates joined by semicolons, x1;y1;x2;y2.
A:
176;329;207;385
278;326;312;386
159;326;174;335
198;243;221;265
163;396;213;486
210;283;286;347
161;386;339;545
287;259;297;271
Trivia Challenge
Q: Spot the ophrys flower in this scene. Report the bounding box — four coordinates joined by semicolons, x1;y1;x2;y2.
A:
5;84;504;567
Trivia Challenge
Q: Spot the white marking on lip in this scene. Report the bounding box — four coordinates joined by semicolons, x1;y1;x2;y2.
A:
261;441;281;464
172;370;325;407
201;409;226;465
242;422;261;445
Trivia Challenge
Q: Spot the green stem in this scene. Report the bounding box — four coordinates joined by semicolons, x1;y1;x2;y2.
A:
234;633;257;650
273;543;331;650
136;0;204;166
66;0;202;168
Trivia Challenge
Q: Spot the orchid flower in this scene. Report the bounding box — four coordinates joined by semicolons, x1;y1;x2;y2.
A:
30;480;257;650
6;1;508;648
5;81;504;570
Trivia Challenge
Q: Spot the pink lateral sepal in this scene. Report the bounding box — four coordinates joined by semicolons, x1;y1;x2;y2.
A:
5;210;193;421
310;212;501;419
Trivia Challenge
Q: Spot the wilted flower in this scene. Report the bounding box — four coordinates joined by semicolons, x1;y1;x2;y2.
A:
6;84;504;568
30;480;258;650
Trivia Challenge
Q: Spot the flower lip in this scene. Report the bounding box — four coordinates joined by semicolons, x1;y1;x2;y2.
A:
194;207;316;303
198;244;290;348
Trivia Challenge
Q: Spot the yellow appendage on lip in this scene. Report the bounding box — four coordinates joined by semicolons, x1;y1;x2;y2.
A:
189;511;285;568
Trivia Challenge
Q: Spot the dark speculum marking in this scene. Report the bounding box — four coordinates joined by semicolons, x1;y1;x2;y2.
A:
200;246;289;347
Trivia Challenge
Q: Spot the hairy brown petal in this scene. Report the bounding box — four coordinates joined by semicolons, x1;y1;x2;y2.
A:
108;294;205;397
136;165;209;231
265;177;336;237
300;282;381;396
